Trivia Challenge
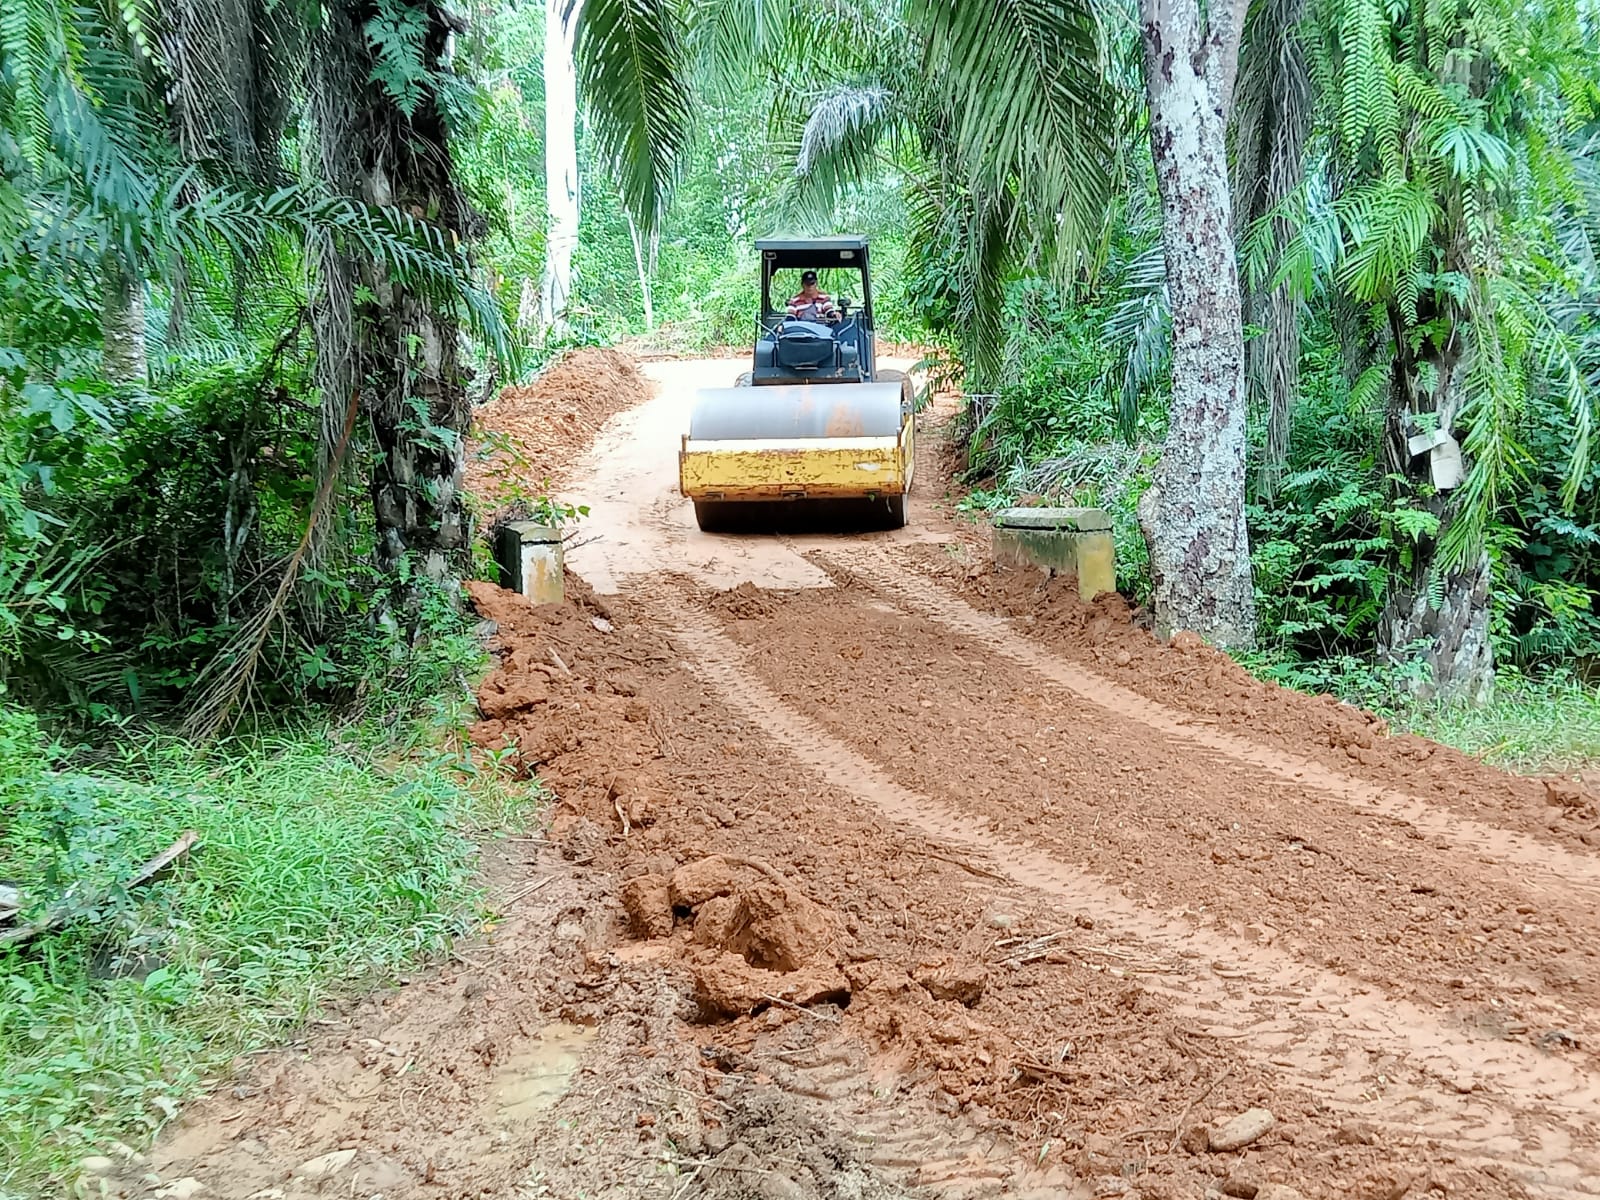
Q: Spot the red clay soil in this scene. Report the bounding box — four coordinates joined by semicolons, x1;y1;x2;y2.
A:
907;549;1600;853
460;577;1572;1199
714;582;1600;1056
466;348;651;521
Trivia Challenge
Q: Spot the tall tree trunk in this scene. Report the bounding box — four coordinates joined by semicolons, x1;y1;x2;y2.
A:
1375;312;1495;703
1230;0;1310;498
313;0;474;585
541;0;578;334
1137;0;1256;649
101;256;147;384
626;212;656;331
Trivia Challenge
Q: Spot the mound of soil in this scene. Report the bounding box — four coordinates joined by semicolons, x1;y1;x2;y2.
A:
456;572;1556;1197
708;581;782;620
464;580;1069;1086
466;348;651;521
921;551;1600;848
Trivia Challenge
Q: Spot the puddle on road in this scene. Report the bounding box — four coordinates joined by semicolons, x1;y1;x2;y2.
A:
491;1022;597;1120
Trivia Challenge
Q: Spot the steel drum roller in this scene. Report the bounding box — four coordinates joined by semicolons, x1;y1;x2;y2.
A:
687;382;904;441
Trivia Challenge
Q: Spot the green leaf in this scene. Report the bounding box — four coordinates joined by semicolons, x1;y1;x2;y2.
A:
570;0;693;236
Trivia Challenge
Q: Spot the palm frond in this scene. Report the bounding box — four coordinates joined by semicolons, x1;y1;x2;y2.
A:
792;83;899;208
908;0;1116;259
568;0;692;235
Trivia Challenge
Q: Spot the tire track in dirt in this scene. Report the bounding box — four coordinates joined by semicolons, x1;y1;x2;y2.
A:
817;545;1600;900
740;1033;1084;1198
655;586;1600;1197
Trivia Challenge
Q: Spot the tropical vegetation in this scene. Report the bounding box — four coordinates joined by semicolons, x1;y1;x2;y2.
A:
2;0;1599;1189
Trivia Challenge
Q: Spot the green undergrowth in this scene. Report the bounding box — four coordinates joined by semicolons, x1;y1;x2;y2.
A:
1240;650;1600;774
0;690;535;1195
1394;674;1600;775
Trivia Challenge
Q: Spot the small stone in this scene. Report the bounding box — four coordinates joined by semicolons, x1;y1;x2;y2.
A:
153;1180;208;1200
1178;1123;1211;1155
1254;1188;1304;1200
1448;1071;1477;1094
79;1157;117;1177
1222;1165;1264;1197
755;1172;807;1200
1114;650;1132;667
706;803;736;827
294;1149;357;1180
985;909;1016;931
1208;1108;1276;1152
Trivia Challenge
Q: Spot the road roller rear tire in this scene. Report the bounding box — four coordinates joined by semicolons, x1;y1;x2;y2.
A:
882;493;907;529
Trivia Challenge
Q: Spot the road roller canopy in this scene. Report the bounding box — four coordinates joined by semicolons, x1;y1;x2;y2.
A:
756;236;872;326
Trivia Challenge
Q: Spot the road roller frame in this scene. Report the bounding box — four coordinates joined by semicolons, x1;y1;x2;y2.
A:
679;236;915;531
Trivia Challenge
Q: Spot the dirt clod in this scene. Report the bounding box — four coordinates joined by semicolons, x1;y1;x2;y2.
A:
1334;1119;1377;1146
619;874;673;938
671;856;741;907
722;883;840;973
691;953;850;1020
913;956;988;1006
1208;1108;1276;1152
1179;1123;1212;1155
1222;1164;1265;1197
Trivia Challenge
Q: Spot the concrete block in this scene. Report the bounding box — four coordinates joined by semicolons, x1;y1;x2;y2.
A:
991;507;1115;601
495;521;565;605
994;506;1111;532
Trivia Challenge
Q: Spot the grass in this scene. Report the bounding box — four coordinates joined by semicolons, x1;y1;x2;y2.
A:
1398;672;1600;775
0;694;536;1196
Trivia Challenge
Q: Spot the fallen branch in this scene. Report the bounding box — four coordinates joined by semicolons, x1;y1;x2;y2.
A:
1168;1066;1232;1153
502;876;554;907
922;849;1009;882
0;830;201;949
719;854;796;891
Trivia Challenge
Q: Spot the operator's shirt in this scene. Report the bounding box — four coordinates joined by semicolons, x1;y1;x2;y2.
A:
786;291;836;322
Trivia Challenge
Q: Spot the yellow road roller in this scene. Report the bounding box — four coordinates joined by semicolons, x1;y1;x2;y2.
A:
679;236;915;531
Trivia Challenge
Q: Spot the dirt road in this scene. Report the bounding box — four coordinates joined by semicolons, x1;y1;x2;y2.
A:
147;356;1600;1200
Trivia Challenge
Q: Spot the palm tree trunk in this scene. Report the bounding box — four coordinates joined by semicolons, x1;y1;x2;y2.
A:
101;256;147;385
361;7;472;581
313;0;474;585
1137;0;1256;649
1231;0;1311;499
541;0;578;334
1375;320;1494;703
